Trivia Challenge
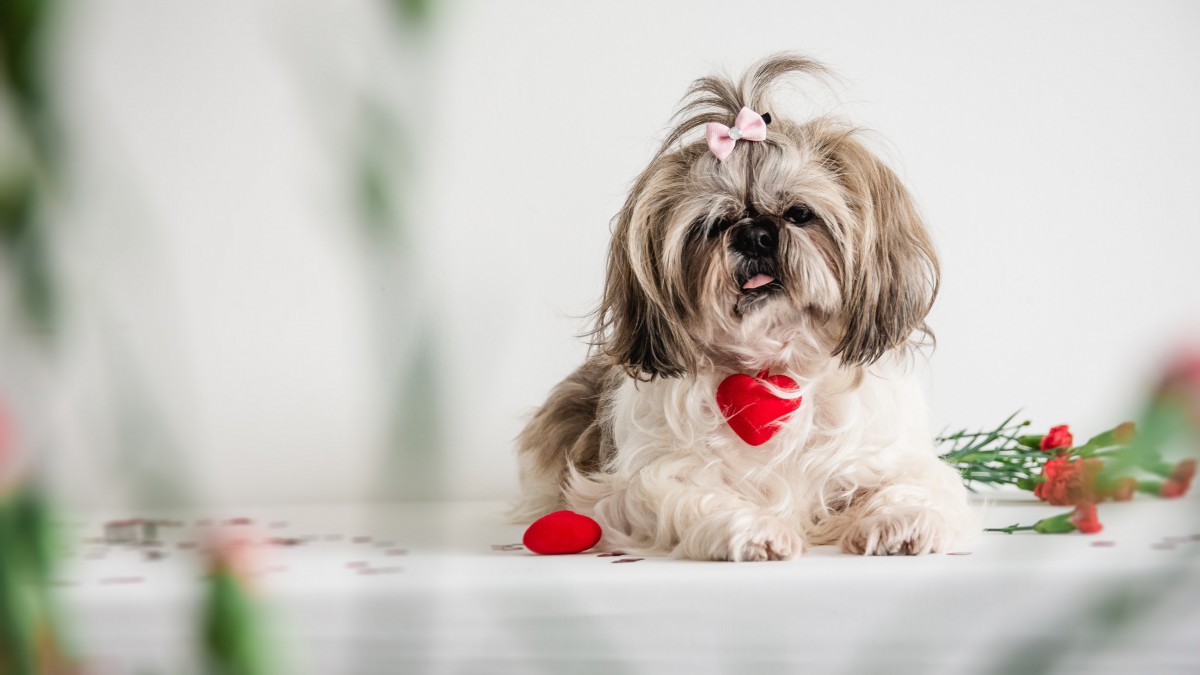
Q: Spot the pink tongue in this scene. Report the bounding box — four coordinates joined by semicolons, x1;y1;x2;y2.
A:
742;274;776;290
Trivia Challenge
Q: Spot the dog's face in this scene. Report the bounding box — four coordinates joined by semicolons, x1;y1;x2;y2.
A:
595;55;939;379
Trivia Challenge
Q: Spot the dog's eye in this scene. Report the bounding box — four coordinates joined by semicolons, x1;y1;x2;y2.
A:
708;218;735;238
784;205;814;225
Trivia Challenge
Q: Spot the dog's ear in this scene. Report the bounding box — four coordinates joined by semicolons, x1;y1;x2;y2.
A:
593;178;700;381
826;134;939;366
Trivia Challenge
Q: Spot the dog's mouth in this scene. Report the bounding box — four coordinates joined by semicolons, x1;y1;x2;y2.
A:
741;273;777;292
735;269;783;313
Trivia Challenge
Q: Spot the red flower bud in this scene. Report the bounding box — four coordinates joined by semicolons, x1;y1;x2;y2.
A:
1171;458;1196;483
1112;476;1138;501
1113;421;1137;444
1040;425;1074;452
1069;502;1103;534
1156;459;1197;499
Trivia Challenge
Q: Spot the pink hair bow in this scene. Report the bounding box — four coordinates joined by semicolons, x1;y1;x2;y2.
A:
705;107;768;162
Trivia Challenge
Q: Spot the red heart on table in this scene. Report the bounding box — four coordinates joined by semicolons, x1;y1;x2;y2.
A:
716;370;802;446
523;510;603;555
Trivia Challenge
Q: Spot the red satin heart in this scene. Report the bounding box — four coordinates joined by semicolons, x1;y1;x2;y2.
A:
716;370;802;446
523;510;603;555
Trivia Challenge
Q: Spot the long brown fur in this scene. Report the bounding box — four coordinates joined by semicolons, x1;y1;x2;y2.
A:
514;357;618;515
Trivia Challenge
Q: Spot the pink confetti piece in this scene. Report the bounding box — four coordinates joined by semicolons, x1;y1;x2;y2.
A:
358;566;404;575
946;551;972;556
491;543;524;551
597;551;627;557
345;561;368;568
100;576;144;585
352;536;373;544
1090;541;1117;548
612;557;644;564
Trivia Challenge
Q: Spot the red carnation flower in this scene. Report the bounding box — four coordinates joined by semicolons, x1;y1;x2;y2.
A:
1161;459;1197;499
1165;351;1200;386
1160;480;1187;498
1034;456;1102;506
1040;425;1074;452
1069;502;1103;534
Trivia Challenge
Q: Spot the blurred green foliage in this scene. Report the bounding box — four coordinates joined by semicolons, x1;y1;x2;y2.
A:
203;566;272;675
0;483;73;675
0;0;60;334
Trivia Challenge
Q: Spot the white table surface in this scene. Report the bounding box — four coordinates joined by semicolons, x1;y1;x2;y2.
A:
57;491;1200;675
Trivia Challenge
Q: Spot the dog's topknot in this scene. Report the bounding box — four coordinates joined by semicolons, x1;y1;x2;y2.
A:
657;53;834;157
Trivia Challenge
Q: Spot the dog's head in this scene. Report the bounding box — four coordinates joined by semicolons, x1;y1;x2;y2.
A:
593;54;939;380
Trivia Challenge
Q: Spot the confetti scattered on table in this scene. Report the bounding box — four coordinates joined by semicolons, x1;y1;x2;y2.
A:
357;566;404;575
612;558;644;564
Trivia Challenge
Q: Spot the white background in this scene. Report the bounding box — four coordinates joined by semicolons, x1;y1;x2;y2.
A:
5;0;1199;507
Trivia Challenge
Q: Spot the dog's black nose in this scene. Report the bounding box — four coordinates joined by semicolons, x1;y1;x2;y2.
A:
732;221;777;258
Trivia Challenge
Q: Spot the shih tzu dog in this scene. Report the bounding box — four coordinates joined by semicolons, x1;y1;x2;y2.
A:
515;54;976;561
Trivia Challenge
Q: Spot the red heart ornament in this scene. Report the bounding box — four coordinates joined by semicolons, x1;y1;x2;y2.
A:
716;370;802;446
523;510;603;555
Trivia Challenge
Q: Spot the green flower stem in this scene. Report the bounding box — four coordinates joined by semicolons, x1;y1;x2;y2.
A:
986;510;1078;535
1142;460;1175;478
985;523;1039;535
1137;480;1164;495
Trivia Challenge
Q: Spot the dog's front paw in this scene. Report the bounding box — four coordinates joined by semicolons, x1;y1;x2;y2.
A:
840;507;951;556
678;513;804;562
